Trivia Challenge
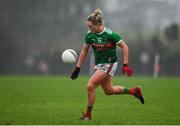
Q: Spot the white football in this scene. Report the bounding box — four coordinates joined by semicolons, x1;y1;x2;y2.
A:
61;49;77;64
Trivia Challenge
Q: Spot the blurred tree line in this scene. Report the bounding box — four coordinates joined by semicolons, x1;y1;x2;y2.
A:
0;0;180;76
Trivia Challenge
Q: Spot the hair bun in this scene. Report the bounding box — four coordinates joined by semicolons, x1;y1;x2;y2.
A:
94;8;102;16
87;8;103;25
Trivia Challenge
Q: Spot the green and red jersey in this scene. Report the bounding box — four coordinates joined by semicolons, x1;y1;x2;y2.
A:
83;27;122;65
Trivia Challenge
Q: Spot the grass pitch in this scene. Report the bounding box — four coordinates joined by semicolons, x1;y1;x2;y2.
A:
0;76;180;125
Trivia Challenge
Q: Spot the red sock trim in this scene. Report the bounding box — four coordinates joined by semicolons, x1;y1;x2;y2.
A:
86;111;91;116
129;88;135;95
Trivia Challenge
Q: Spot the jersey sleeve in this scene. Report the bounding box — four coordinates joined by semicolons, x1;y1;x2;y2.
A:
111;31;122;44
83;33;91;44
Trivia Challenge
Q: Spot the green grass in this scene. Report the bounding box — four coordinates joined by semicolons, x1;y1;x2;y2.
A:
0;76;180;125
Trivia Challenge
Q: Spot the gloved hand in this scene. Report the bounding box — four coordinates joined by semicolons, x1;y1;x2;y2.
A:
122;64;133;77
70;66;80;80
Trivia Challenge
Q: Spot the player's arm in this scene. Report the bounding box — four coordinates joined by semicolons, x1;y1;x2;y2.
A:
117;40;128;65
117;40;133;77
70;44;90;80
76;44;90;68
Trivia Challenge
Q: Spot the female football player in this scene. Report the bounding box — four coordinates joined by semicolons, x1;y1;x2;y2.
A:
70;8;144;120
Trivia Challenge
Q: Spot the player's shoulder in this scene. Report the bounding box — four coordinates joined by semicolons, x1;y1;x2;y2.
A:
87;30;91;34
85;30;93;37
104;27;113;34
84;30;94;40
105;27;121;37
85;30;92;35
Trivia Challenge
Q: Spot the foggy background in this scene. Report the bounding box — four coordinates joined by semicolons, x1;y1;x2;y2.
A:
0;0;180;76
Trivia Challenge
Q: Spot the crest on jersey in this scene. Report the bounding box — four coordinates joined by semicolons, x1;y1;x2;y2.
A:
97;38;102;43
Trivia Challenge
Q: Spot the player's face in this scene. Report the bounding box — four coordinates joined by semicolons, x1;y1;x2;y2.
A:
86;21;101;33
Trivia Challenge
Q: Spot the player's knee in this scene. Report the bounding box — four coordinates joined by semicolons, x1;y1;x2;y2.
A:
104;91;113;95
103;88;114;95
87;80;97;91
87;84;95;92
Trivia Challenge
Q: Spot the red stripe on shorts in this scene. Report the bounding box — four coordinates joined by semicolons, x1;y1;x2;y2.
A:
107;63;114;74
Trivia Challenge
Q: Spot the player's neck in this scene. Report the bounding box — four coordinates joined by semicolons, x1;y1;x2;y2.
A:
96;26;105;34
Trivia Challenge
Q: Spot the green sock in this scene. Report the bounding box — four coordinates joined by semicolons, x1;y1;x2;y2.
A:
123;88;130;94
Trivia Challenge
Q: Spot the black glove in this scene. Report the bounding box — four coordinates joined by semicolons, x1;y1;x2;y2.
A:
70;66;80;80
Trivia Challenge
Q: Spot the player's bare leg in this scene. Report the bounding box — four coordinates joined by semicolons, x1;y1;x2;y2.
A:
101;76;125;95
101;76;144;104
80;69;108;120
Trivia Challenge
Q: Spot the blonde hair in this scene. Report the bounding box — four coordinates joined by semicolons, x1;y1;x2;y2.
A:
87;8;103;25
